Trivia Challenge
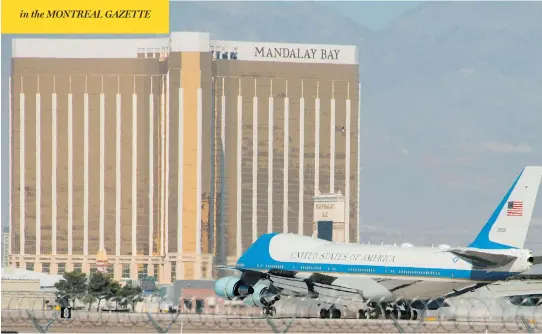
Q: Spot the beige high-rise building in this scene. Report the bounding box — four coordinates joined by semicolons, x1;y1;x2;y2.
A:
8;32;360;282
209;40;360;264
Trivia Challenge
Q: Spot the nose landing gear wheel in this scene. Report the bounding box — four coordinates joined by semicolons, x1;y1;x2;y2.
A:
331;308;341;319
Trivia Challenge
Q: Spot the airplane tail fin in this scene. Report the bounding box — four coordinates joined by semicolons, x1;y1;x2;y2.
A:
469;166;542;250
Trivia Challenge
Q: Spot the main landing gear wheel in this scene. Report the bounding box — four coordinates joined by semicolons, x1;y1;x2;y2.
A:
383;303;412;320
263;306;276;317
319;307;341;319
319;308;330;319
358;309;378;319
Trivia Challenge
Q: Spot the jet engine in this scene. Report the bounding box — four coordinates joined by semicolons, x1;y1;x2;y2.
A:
214;276;254;300
242;283;280;308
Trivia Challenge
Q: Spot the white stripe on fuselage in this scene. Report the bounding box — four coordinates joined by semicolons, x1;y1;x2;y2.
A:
269;234;471;271
256;234;521;281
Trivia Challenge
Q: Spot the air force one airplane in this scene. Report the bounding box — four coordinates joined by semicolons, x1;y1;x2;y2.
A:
214;166;542;319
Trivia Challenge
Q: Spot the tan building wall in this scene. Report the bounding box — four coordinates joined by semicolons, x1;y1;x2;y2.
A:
1;279;57;310
8;32;360;281
11;59;164;257
2;279;41;292
211;61;359;261
9;33;214;282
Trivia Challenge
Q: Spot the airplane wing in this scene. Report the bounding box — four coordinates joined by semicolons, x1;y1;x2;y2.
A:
228;267;486;308
455;281;542;300
446;248;518;267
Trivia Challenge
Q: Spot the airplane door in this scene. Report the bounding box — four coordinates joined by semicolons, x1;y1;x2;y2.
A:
317;221;333;241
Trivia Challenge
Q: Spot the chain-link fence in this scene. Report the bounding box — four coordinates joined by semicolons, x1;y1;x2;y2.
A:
1;294;541;333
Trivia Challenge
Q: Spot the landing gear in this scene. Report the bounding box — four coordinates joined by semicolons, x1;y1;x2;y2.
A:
263;306;276;317
383;302;412;320
357;302;416;320
357;302;379;319
319;308;330;319
358;308;379;319
384;310;401;320
319;306;341;319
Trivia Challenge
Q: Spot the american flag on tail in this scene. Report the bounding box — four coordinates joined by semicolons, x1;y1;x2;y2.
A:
507;201;523;216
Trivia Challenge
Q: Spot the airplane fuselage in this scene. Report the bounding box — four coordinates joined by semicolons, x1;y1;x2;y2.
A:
214;166;542;316
236;233;532;283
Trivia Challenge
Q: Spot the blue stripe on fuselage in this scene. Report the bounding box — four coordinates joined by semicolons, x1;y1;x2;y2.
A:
236;233;519;282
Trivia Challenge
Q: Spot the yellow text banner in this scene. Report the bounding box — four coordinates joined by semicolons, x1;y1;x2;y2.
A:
2;0;169;34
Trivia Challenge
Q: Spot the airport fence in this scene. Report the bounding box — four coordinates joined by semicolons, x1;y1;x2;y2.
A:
1;295;541;333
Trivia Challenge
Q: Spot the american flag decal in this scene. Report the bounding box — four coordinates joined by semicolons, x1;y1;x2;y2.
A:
507;201;523;216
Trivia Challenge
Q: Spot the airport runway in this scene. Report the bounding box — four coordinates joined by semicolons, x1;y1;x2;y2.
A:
1;311;538;333
2;281;541;333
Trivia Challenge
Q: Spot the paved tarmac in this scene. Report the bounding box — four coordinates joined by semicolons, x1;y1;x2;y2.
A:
1;310;539;333
3;280;542;333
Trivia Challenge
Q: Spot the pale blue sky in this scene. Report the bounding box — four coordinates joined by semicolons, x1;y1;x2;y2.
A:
320;1;421;30
168;1;421;31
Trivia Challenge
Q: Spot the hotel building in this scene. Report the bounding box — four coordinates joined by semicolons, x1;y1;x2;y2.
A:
8;32;360;282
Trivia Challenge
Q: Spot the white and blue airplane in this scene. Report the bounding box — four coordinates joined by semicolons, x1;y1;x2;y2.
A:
214;166;542;319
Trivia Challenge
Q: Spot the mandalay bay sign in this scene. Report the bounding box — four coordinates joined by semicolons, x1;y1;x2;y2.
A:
209;40;358;65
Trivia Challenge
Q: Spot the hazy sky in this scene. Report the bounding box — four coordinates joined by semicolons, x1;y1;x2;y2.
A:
321;1;421;30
